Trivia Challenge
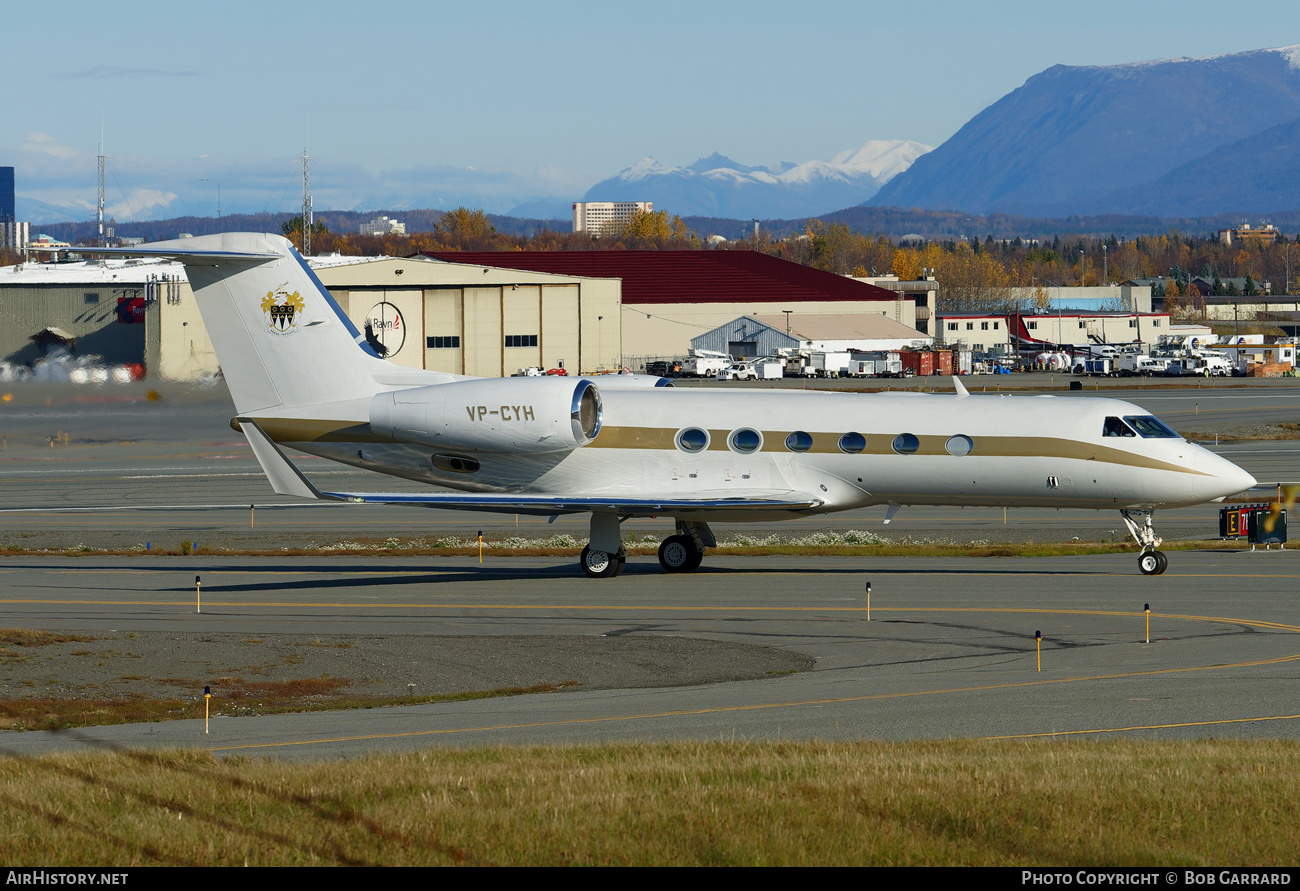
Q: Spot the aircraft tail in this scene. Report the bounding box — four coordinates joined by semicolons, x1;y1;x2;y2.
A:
143;233;398;415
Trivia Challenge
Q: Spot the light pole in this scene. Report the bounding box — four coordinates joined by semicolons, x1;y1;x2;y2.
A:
1102;244;1107;285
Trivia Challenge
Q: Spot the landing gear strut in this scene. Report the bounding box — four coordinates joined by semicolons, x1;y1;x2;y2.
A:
580;511;627;578
1121;509;1167;576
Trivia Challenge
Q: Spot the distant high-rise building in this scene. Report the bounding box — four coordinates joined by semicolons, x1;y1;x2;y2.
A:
572;201;652;236
360;216;407;237
0;167;14;223
1;221;29;251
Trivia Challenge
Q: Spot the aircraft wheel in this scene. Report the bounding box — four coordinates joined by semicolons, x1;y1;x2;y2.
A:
658;535;700;573
1138;551;1162;576
581;545;620;579
1154;551;1168;575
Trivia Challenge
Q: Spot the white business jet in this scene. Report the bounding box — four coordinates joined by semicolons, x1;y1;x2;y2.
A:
111;233;1255;578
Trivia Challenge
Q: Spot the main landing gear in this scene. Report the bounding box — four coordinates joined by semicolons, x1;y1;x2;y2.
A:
1121;509;1167;576
578;514;716;578
658;535;703;573
656;521;714;574
580;544;627;579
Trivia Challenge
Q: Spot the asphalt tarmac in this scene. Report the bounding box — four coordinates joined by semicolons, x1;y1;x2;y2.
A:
0;378;1297;759
1;549;1298;759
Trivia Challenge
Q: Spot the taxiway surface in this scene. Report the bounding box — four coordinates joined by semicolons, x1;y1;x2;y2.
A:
2;549;1298;759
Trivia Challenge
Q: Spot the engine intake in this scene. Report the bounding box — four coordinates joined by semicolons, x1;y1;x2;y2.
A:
370;377;602;453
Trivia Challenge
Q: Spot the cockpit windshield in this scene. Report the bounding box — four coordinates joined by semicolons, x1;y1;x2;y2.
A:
1103;416;1137;437
1122;415;1181;438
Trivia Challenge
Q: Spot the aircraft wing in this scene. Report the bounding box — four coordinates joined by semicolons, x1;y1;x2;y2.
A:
239;420;823;515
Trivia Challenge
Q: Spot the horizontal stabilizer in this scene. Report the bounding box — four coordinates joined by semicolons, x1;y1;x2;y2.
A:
239;418;340;501
38;244;278;265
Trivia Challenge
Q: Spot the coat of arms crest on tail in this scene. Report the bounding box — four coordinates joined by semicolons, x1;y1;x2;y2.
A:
261;288;306;335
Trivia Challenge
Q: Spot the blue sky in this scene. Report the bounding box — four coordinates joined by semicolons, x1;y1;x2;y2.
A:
4;0;1298;222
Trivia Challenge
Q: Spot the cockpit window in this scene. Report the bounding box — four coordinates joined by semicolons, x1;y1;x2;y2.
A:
1123;415;1181;438
1103;416;1137;438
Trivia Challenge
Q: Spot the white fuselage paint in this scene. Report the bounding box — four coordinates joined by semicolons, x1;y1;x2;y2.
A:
264;387;1255;522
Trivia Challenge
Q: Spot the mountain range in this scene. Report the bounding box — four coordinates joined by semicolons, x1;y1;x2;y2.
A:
580;140;931;219
872;45;1300;218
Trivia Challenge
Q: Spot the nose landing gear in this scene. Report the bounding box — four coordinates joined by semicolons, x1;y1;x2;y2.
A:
1122;509;1167;575
1137;549;1168;576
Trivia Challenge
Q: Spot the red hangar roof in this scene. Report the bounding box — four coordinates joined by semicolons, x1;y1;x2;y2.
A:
416;250;899;306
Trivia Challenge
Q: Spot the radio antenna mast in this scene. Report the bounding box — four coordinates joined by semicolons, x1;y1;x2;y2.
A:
97;117;106;247
301;117;312;256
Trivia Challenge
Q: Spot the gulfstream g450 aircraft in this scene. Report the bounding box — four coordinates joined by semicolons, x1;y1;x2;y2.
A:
118;233;1255;578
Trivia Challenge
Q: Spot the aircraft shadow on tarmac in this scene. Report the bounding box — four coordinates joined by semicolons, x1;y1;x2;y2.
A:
5;558;1151;598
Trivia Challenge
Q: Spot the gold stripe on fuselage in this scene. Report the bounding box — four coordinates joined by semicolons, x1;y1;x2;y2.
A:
586;426;1208;477
236;418;1208;478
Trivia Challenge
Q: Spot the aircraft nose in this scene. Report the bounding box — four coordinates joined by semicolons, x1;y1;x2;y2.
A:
1211;456;1256;500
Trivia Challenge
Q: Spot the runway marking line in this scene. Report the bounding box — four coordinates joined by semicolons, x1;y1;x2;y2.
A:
2;601;1300;634
981;714;1300;740
205;652;1300;753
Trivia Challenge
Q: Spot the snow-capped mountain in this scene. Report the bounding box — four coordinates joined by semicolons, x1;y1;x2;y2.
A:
872;44;1300;217
582;140;931;219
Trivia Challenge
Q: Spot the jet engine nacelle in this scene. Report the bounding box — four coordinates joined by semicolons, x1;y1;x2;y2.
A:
369;377;602;453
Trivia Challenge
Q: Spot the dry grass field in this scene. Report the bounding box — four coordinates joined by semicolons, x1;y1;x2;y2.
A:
1;739;1297;866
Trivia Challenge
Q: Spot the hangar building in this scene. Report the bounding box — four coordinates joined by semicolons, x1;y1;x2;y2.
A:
419;250;908;367
0;258;213;380
2;248;909;382
692;313;931;358
310;255;620;376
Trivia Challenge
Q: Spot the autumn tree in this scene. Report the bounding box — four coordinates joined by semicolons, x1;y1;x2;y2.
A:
281;216;330;252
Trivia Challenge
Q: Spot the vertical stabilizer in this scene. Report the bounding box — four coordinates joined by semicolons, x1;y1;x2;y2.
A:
147;233;393;415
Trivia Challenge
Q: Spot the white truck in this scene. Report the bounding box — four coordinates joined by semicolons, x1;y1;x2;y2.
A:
807;351;851;378
716;362;758;381
1166;354;1232;377
1115;355;1168;377
681;350;730;378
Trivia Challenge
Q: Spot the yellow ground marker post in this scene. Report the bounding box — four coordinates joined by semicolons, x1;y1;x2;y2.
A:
204;686;210;735
195;575;201;613
1145;603;1151;644
1036;630;1042;671
478;530;483;564
865;581;871;621
250;504;255;529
